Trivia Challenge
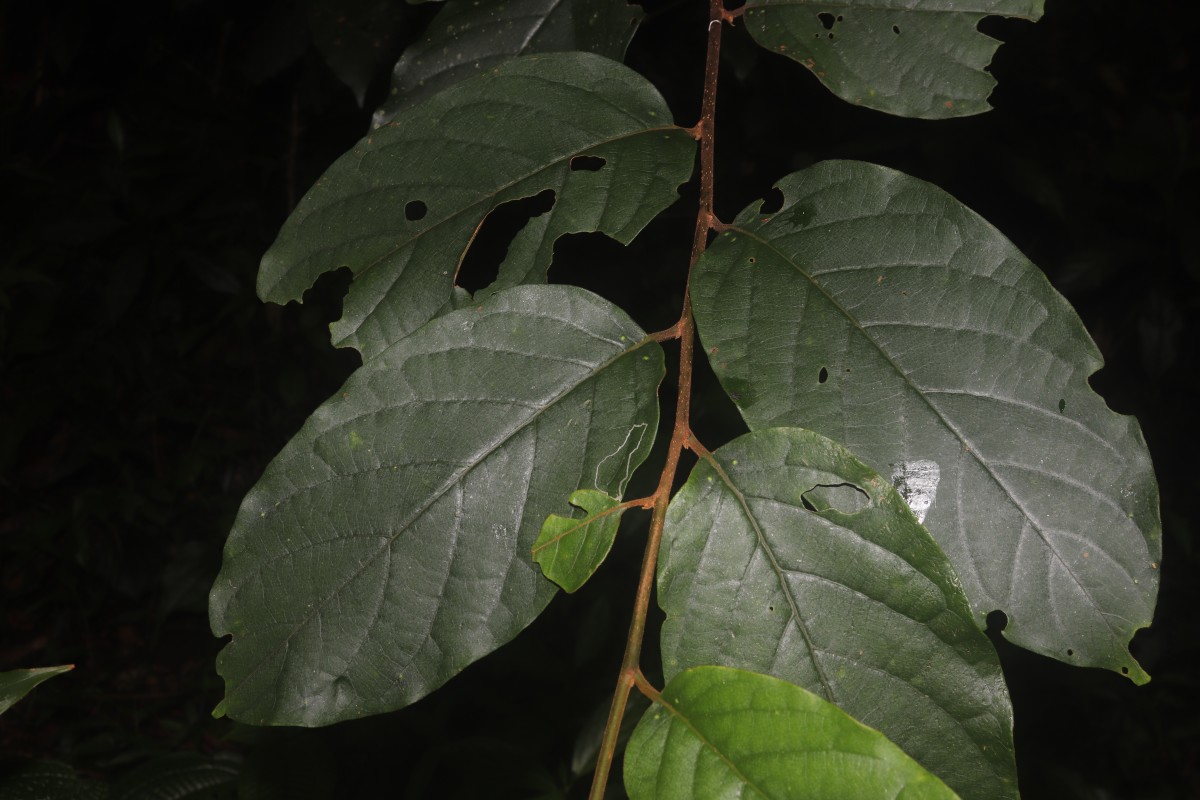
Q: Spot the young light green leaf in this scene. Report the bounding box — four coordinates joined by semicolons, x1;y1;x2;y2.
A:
372;0;643;125
0;665;73;716
742;0;1044;118
625;665;960;800
658;428;1015;799
691;160;1160;683
210;285;663;726
261;52;695;359
533;489;627;593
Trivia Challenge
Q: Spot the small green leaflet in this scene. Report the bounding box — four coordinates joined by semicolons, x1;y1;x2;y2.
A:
210;286;662;726
260;52;695;359
743;0;1045;118
533;489;626;593
625;666;960;800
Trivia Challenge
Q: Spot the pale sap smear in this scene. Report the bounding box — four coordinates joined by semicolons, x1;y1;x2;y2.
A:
891;460;940;524
593;422;649;494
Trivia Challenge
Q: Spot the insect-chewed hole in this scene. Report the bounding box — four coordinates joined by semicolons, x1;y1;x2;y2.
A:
818;366;829;384
570;155;606;172
892;24;901;35
985;609;1008;633
1058;398;1066;413
818;11;835;30
405;200;427;221
456;188;556;294
759;187;784;214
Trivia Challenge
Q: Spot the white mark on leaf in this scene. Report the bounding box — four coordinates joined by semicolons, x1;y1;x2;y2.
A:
593;422;649;494
891;460;940;524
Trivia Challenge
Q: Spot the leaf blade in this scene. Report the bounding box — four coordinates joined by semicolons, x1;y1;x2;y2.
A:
658;428;1015;799
261;52;695;358
625;665;960;800
0;665;74;716
372;0;643;125
743;0;1044;118
691;160;1160;682
210;285;663;725
533;489;627;593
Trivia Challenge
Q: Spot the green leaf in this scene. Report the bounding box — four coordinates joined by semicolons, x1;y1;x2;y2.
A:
742;0;1044;118
625;665;960;800
0;664;73;715
658;428;1015;799
691;160;1160;683
262;52;695;359
308;0;417;107
372;0;643;125
210;285;663;725
533;489;626;593
111;754;240;800
0;761;107;800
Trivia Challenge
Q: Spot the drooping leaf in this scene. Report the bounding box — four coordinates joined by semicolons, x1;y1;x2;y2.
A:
0;664;73;716
262;52;694;359
210;286;663;726
533;489;627;593
742;0;1044;118
308;0;418;107
691;160;1160;682
625;665;960;800
372;0;643;125
658;428;1015;799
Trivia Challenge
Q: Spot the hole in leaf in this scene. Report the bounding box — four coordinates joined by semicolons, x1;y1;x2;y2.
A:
985;609;1008;633
767;604;775;612
1058;398;1066;412
836;14;844;22
1121;666;1130;675
1067;649;1074;656
801;483;869;514
405;200;427;221
892;24;900;34
818;366;829;384
569;154;606;172
817;12;835;30
759;187;784;214
455;189;556;294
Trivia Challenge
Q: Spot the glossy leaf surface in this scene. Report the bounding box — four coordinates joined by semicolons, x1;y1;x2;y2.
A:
210;286;663;725
533;489;626;593
743;0;1044;118
625;666;959;800
692;161;1160;682
262;52;694;359
373;0;642;125
659;428;1015;799
0;665;73;716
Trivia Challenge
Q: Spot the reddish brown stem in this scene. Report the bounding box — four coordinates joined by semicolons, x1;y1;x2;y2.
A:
586;3;725;797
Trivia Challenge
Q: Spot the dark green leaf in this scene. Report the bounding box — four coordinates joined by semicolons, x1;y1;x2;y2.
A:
533;489;627;593
261;52;694;359
373;0;643;125
111;755;239;800
308;0;416;107
742;0;1044;118
692;161;1160;682
659;428;1015;799
0;761;108;800
210;286;663;725
625;665;960;800
0;664;73;716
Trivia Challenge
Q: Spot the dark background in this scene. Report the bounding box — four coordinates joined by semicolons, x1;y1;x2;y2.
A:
2;0;1197;797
